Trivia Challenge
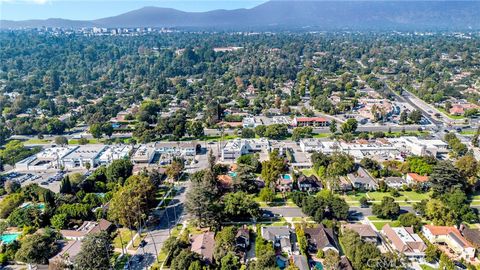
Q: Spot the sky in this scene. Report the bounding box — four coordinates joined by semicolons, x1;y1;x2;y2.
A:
0;0;267;21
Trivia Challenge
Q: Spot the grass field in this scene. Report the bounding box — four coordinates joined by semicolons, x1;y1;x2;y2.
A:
204;134;239;142
69;138;103;144
312;133;330;138
367;216;400;230
113;228;136;250
437;107;466;120
24;138;51;144
300;168;318;177
420;265;436;270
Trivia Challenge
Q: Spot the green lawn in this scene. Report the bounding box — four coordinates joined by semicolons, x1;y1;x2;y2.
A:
113;228;136;250
367;216;401;230
340;192;367;202
203;134;239;142
460;130;476;135
68;138;103;144
312;133;330;138
401;191;431;201
437;107;466;120
365;191;430;202
300;168;317;177
420;265;437;270
24;138;51;144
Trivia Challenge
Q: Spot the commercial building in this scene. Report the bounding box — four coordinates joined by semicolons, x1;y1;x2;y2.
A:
97;144;133;165
242;116;263;128
222;139;270;161
299;137;448;161
293;117;329;127
131;144;156;164
154;141;198;156
15;146;78;171
61;144;106;169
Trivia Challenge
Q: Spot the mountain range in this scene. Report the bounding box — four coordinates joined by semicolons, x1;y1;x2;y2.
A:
2;0;480;30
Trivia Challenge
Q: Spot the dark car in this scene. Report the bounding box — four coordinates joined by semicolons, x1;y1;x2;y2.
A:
139;240;147;247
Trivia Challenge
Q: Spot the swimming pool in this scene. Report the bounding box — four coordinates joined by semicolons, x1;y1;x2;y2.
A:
282;174;291;180
315;261;324;270
1;233;21;244
228;172;237;177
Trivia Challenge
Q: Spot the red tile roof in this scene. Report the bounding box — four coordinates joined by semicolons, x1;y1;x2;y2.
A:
296;117;328;122
407;173;429;183
424;225;473;248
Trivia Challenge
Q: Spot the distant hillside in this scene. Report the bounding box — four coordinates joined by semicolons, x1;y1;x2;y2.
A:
2;1;480;30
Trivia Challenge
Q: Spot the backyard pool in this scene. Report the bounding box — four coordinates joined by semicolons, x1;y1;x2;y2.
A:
282;174;292;180
1;233;21;244
315;261;324;270
228;172;237;177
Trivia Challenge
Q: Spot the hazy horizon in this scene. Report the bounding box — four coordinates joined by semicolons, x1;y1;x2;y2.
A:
0;0;266;21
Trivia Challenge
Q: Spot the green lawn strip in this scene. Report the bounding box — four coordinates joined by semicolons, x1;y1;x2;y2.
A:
312;133;330;138
437;107;466;120
128;232;147;251
367;192;407;202
300;168;317;177
420;265;436;270
203;134;239;142
401;191;431;201
24;138;51;145
460;130;476;135
68;138;103;144
367;216;401;230
113;228;136;250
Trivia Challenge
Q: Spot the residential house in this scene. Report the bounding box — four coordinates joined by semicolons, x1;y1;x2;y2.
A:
339;256;354;270
347;167;378;191
384;177;410;189
406;173;429;187
236;228;250;251
293;117;329;127
60;219;113;241
261;226;295;254
334;176;353;192
297;174;322;192
49;240;83;267
304;225;339;254
422;225;475;260
382;224;427;261
292;255;309;270
52;219;113;267
191;231;216;264
460;225;480;248
277;174;293;192
342;224;378;244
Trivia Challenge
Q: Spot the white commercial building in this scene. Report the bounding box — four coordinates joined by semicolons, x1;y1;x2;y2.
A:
131;144;156;164
15;146;78;171
389;136;448;157
300;137;448;160
61;145;106;169
222;139;270;161
97;145;133;165
154;141;197;156
242;116;263;128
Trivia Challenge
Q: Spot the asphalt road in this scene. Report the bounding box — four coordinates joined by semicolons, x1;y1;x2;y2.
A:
127;182;190;270
262;205;414;220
